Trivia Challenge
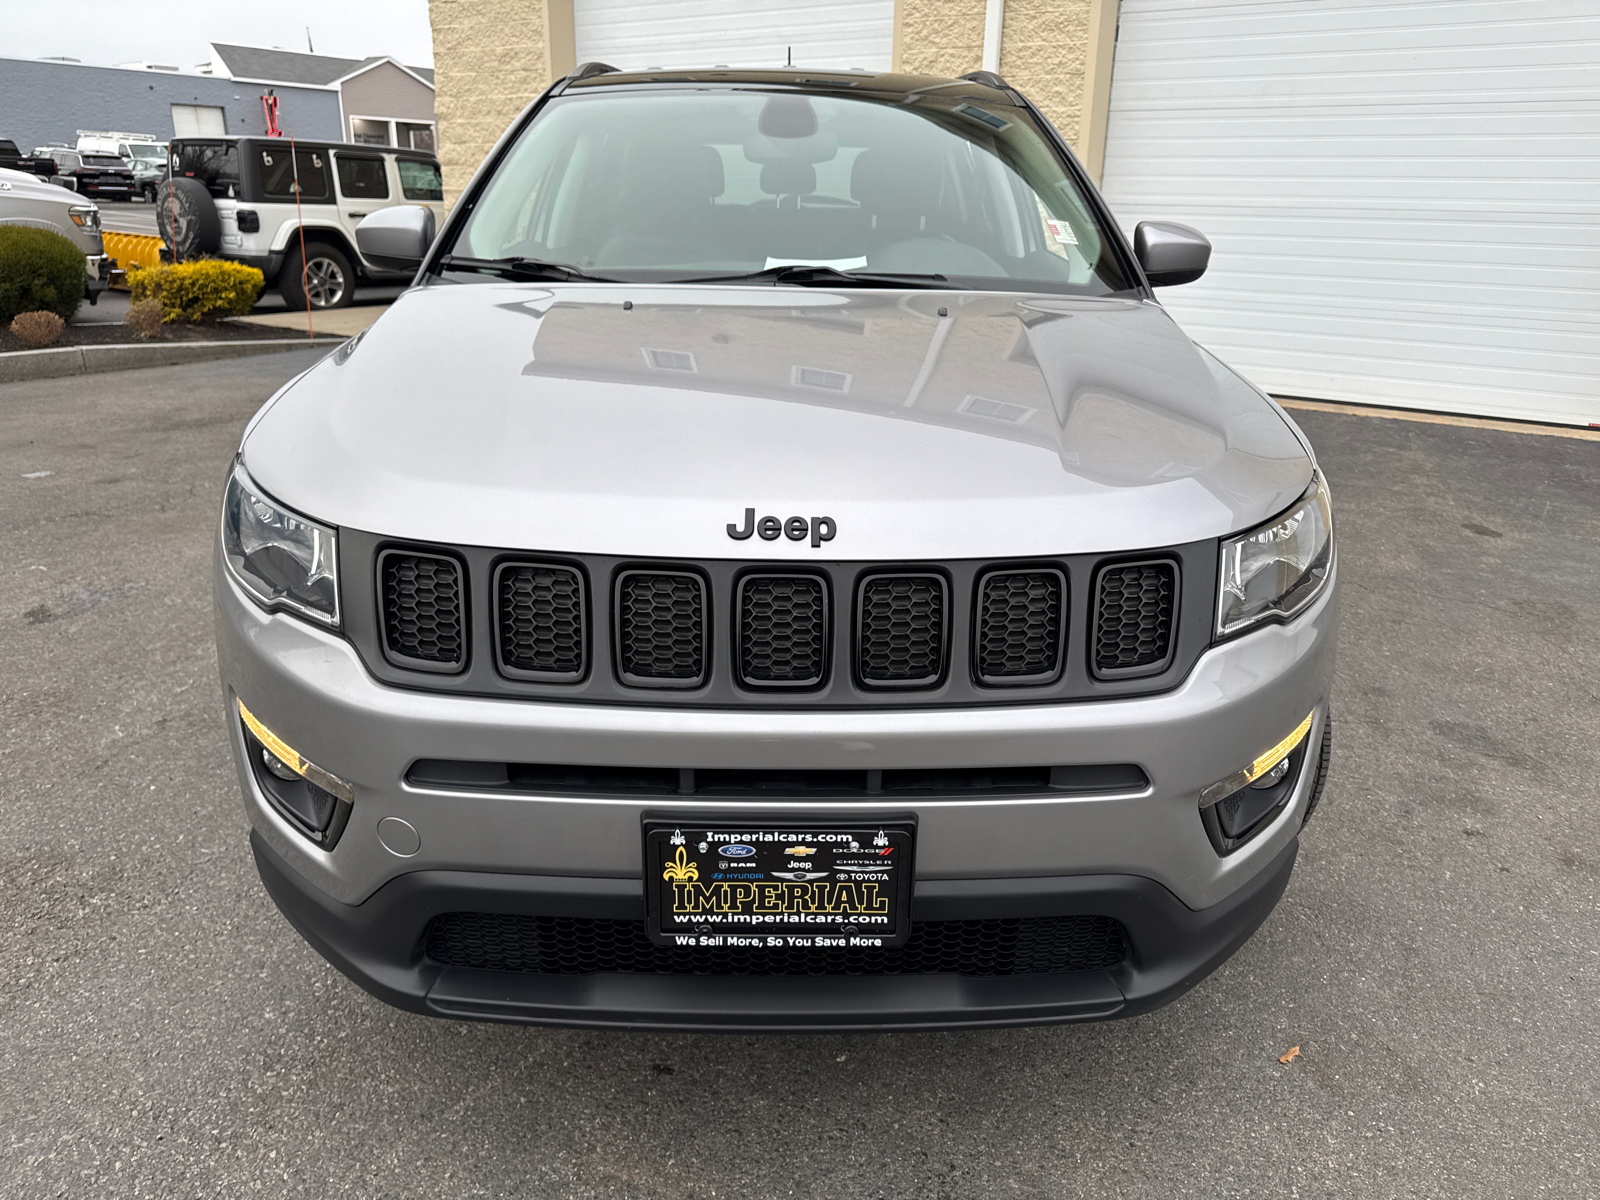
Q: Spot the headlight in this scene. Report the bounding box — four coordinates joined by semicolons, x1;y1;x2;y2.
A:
68;205;100;232
221;462;340;628
1216;474;1333;637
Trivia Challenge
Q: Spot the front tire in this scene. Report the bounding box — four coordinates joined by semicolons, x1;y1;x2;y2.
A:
279;243;354;310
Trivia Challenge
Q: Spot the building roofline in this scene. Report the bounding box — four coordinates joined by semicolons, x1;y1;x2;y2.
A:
328;56;436;91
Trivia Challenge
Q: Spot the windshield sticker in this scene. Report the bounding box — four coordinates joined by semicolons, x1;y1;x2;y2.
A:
1045;218;1079;245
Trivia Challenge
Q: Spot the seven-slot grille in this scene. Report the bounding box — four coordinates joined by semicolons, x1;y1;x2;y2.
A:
496;563;585;681
1093;561;1177;675
857;573;948;687
378;550;465;671
616;571;706;686
375;551;1186;691
739;575;827;687
975;569;1065;685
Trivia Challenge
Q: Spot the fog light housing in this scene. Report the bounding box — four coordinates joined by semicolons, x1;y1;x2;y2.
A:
1199;711;1316;854
237;698;353;848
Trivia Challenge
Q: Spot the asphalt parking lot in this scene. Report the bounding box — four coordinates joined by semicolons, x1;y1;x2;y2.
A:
2;349;1597;1198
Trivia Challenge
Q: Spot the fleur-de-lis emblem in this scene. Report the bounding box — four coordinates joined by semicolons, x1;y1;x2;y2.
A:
873;829;889;847
669;828;685;846
662;845;698;882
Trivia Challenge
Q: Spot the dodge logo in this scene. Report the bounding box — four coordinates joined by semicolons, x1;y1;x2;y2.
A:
727;508;836;548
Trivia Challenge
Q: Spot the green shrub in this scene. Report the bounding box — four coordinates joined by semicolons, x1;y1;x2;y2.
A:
128;259;265;323
0;226;86;324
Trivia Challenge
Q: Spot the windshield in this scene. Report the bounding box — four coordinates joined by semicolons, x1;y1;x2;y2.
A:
83;155;124;168
450;89;1132;294
128;145;165;161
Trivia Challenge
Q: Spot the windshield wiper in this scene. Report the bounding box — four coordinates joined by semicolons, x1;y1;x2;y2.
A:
437;255;619;283
678;265;958;289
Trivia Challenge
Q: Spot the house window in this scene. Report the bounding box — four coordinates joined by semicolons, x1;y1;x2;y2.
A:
351;118;391;146
397;123;435;152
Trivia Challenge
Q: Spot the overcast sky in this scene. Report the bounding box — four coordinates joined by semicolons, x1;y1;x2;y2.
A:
8;0;435;71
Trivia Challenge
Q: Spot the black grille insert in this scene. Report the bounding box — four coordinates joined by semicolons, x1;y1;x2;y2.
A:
975;568;1065;685
616;571;707;687
379;550;465;672
496;562;585;681
857;573;947;687
425;913;1128;976
738;574;827;687
1093;560;1177;676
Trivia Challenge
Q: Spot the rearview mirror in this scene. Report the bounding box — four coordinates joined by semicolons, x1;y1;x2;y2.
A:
355;204;436;272
1134;221;1211;287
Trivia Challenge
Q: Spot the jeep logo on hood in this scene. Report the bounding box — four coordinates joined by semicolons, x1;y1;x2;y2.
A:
727;508;836;549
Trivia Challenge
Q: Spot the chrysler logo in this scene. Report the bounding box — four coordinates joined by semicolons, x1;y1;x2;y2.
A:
727;508;837;548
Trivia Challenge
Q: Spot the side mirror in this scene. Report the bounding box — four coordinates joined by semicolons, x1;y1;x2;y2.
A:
1134;221;1211;287
355;204;436;271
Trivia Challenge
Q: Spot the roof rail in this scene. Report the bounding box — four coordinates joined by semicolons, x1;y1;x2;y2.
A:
570;61;620;81
959;70;1010;90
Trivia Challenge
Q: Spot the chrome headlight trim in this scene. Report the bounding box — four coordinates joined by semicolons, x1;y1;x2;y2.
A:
220;460;341;629
1216;473;1333;638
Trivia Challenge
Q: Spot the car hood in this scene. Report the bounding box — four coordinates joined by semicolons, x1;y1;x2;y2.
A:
0;166;73;205
242;281;1313;560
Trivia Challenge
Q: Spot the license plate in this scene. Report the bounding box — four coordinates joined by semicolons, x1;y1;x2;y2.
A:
644;820;914;949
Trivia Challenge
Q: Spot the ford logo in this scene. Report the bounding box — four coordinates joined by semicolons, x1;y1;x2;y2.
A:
719;844;757;858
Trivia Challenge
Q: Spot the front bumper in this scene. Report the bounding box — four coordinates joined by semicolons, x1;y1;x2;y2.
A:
218;549;1337;1027
253;827;1300;1030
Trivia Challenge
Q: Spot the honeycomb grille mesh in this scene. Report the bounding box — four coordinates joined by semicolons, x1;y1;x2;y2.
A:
858;575;945;684
381;553;464;666
740;576;825;685
977;571;1063;681
618;573;705;681
498;564;584;678
425;913;1128;976
1094;562;1176;672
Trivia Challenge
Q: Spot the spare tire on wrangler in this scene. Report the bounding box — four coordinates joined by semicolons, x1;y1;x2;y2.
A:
155;178;221;261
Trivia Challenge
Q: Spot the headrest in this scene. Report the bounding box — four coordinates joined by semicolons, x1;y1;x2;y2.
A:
851;150;942;212
760;160;816;197
629;142;724;202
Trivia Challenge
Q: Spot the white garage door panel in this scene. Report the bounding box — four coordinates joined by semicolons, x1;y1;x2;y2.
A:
1100;0;1600;425
574;0;892;72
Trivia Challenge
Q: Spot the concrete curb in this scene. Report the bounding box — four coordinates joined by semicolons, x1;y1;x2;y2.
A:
0;338;342;385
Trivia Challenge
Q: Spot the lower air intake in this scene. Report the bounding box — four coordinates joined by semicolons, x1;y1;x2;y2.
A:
425;913;1128;976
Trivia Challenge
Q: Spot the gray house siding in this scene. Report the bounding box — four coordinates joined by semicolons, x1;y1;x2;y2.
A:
339;62;436;131
0;57;341;153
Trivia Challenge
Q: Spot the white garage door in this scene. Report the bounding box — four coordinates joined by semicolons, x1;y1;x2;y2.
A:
574;0;893;73
1100;0;1600;426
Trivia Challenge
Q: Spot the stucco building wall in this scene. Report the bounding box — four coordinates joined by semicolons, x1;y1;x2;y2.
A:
431;0;558;204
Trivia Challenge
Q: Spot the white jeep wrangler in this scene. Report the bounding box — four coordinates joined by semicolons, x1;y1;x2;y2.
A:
157;136;445;309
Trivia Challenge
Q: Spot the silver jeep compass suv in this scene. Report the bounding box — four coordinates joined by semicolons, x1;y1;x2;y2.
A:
216;66;1337;1030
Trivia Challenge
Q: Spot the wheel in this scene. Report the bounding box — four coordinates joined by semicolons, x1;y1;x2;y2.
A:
141;183;157;203
154;177;221;260
280;242;354;310
1301;712;1333;828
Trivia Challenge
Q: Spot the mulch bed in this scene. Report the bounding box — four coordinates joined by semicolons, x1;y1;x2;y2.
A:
0;319;336;355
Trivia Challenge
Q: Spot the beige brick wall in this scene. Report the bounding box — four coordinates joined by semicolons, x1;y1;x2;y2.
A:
894;0;1104;164
998;0;1091;146
895;0;988;83
430;0;554;205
